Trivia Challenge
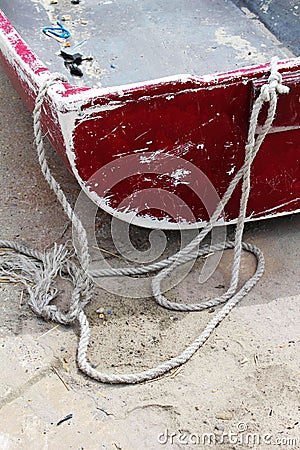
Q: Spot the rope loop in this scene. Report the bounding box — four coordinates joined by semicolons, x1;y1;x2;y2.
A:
0;57;290;383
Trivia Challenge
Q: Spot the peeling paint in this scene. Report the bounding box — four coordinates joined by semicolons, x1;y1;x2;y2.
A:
227;166;235;175
170;168;191;186
215;28;267;64
139;150;165;164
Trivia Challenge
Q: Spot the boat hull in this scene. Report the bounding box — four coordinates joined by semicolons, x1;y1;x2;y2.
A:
0;9;299;229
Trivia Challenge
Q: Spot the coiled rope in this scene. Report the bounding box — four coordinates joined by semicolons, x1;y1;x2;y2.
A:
0;58;289;383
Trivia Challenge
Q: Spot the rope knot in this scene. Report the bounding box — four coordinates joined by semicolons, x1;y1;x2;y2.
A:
260;59;290;103
268;70;282;86
267;57;290;97
261;84;271;102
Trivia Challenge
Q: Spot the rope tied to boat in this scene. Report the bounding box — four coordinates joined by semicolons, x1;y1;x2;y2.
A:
0;58;290;384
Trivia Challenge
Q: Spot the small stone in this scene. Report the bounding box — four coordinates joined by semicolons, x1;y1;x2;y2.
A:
216;411;233;421
62;15;72;21
50;0;58;4
64;41;71;47
214;424;225;432
240;357;248;365
81;20;88;25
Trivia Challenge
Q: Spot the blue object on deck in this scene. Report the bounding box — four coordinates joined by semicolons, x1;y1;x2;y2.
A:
42;21;70;40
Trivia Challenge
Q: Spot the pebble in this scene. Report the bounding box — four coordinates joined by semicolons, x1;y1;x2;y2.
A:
240;357;248;365
62;15;72;21
216;411;233;421
214;424;225;432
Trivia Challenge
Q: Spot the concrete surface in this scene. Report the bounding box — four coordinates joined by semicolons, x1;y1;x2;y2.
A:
0;62;300;450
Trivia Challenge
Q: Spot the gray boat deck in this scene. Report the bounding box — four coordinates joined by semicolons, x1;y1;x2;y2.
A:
1;0;297;88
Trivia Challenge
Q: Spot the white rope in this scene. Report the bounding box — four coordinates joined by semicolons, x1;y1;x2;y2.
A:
0;58;289;383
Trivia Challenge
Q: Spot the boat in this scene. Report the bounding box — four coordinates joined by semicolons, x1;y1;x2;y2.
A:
0;1;299;229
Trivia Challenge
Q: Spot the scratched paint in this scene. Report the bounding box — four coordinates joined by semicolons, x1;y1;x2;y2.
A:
170;169;191;186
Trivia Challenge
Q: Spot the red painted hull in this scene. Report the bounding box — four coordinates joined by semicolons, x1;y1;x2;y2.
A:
0;9;299;228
